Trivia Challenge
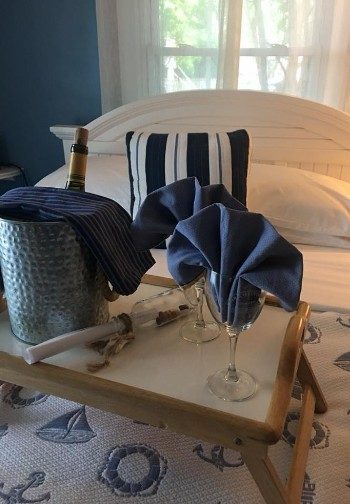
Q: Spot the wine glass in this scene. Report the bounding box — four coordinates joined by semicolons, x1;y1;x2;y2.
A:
180;274;220;344
205;270;266;401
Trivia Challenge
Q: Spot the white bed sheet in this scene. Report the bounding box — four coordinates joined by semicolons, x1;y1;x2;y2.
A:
37;159;350;312
297;244;350;313
149;246;350;314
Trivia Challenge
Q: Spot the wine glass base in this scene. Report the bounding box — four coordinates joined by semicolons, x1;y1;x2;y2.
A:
180;321;220;344
207;368;257;401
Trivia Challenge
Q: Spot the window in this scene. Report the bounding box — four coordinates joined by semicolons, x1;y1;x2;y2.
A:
158;0;318;97
159;0;221;92
96;0;350;112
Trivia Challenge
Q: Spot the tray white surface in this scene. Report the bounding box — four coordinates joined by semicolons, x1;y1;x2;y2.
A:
0;283;292;423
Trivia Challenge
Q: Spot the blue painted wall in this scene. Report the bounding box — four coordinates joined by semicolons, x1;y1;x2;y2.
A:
0;0;101;189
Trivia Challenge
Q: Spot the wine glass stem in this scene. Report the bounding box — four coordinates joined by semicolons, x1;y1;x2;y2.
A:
225;333;239;382
194;279;206;329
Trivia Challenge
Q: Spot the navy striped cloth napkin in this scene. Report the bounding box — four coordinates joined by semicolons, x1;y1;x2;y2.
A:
131;177;246;250
0;187;154;295
167;203;303;322
130;178;302;322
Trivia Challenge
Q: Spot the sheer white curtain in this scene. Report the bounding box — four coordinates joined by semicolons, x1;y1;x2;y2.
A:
115;0;161;104
96;0;350;112
217;0;243;89
322;0;350;112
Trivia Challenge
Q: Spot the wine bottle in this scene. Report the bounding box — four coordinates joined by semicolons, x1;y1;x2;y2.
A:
65;127;89;191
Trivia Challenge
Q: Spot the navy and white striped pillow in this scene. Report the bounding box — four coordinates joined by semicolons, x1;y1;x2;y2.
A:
126;129;250;218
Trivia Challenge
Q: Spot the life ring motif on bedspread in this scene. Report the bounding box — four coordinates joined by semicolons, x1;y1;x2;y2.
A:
282;411;330;449
291;378;303;400
99;443;167;497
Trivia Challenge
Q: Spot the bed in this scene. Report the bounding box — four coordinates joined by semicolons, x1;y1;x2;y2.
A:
45;90;350;313
2;90;350;503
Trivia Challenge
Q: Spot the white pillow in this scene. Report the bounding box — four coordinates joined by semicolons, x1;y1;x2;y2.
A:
38;158;350;249
247;163;350;248
36;155;131;213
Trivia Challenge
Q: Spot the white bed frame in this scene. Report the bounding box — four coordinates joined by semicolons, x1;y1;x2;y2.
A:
51;90;350;182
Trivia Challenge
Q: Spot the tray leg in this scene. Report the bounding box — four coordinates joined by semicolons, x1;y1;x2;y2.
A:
243;370;323;504
286;383;315;503
297;349;327;413
242;448;288;504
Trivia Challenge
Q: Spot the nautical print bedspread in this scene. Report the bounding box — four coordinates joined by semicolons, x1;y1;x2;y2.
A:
0;311;349;504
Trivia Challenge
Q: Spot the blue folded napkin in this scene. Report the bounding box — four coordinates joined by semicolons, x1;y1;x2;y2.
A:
131;177;246;250
167;203;303;322
0;187;154;295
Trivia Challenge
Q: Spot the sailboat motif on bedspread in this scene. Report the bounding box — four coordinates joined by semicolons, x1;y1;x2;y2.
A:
334;351;350;372
36;406;96;444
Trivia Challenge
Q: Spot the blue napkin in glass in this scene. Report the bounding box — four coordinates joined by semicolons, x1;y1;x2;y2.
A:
131;177;246;250
0;187;154;295
167;203;303;322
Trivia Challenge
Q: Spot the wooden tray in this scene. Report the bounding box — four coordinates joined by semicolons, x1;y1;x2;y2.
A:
0;281;305;445
0;280;327;503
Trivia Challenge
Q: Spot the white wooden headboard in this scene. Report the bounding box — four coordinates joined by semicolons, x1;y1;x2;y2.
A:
51;90;350;182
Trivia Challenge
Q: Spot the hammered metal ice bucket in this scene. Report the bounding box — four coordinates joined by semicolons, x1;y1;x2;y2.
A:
0;218;114;344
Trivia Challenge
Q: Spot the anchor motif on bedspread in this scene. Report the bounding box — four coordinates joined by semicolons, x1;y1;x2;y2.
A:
0;471;50;503
3;386;48;409
193;444;243;471
336;316;350;328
